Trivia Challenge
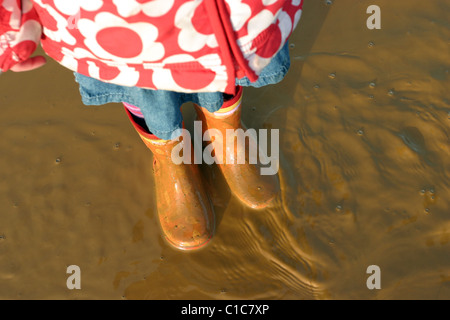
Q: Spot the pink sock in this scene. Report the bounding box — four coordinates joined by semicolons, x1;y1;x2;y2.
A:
123;102;144;119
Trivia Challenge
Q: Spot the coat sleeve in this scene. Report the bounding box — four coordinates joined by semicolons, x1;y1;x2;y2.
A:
0;0;42;72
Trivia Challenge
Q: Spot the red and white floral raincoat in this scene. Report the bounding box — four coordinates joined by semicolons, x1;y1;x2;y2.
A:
0;0;303;94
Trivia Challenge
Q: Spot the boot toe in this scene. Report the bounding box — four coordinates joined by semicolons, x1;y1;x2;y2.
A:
238;182;280;209
164;223;214;250
224;168;281;209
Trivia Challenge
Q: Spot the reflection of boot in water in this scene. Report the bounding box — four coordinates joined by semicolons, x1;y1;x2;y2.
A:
194;86;280;209
124;106;215;251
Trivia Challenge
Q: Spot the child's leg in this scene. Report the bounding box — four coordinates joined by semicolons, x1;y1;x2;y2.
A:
74;73;215;250
123;102;215;251
194;86;280;209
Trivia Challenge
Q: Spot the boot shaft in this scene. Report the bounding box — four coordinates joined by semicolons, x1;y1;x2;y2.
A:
195;86;244;133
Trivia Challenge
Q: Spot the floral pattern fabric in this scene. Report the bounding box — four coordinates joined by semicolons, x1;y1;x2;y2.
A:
1;0;303;94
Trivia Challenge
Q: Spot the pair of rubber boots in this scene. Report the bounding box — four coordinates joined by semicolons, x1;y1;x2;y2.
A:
124;86;280;250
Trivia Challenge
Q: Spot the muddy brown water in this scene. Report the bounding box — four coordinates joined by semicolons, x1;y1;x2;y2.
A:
0;0;449;300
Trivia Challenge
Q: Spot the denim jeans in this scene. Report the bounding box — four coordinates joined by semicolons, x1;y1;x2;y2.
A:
74;42;291;140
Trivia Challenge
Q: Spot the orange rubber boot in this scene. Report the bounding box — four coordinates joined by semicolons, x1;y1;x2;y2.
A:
194;86;280;209
124;107;215;250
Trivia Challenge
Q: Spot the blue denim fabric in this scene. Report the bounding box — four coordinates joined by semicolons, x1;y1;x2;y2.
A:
74;42;291;140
